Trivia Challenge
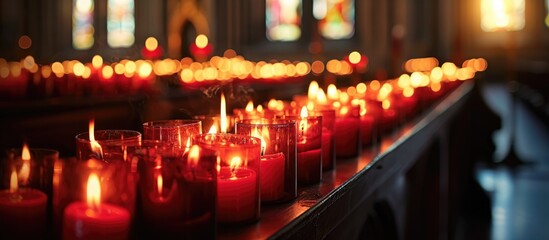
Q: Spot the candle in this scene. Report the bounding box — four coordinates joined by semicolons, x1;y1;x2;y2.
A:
312;108;336;171
0;170;47;239
142;119;202;148
194;133;261;224
218;157;258;223
137;143;217;239
236;119;297;203
294;107;323;185
63;173;130;240
334;105;361;158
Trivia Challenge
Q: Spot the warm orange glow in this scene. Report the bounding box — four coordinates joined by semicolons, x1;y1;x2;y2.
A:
229;156;242;178
370;80;381;91
114;63;125;75
311;61;325;75
256;105;263;112
356;83;367;95
208;124;218;134
195;34;209;48
307;81;320;100
267;99;278;110
145;37;158;51
19;143;31;185
51;62;64;77
404;57;439;72
441;62;457;77
92;55;103;69
481;0;525;32
245;100;254;112
86;173;101;210
403;87;415;98
340;106;349;116
398;74;411;89
431;82;442;92
10;170;18;193
73;62;85;76
220;93;228;133
300;106;309;118
339;92;350;104
316;88;328;105
430;67;443;83
137;62;153;78
295;62;310;75
188;145;200;167
358;99;367;116
102;65;114;79
156;174;163;196
382;99;391;110
349;51;361;64
89;119;103;159
327;84;339;102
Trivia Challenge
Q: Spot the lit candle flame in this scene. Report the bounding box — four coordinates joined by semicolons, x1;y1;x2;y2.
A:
88;119;103;159
156;174;163;196
382;99;391;110
316;88;327;105
195;34;209;49
220;93;228;133
188;145;200;167
300;106;308;118
229;156;242;179
86;173;101;210
10;170;18;193
256;105;263;112
307;81;319;101
208;124;218;134
19;143;31;185
327;84;339;102
245;100;254;112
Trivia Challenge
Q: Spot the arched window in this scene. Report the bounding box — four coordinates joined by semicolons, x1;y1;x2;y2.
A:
107;0;135;48
314;0;355;39
266;0;302;41
73;0;95;49
480;0;525;32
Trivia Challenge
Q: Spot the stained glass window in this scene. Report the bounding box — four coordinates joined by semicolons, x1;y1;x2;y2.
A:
266;0;302;41
73;0;95;50
481;0;525;32
107;0;135;48
314;0;354;39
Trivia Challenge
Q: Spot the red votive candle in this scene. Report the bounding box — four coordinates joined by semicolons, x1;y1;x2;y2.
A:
194;133;261;224
334;105;361;158
312;108;336;171
236;119;297;202
142;119;202;148
0;180;47;239
280;107;323;185
62;173;130;240
135;141;217;239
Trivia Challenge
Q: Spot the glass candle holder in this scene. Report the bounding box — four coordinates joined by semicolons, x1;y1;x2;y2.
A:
312;108;336;171
134;141;217;239
142;119;202;148
193;133;261;224
334;104;361;158
75;129;142;162
0;147;58;239
57;157;136;240
194;114;236;134
280;114;323;185
236;119;297;203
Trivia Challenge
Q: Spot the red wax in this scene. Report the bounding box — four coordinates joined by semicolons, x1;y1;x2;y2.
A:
218;167;258;223
0;189;47;239
334;116;361;158
360;115;375;146
260;152;286;202
321;130;335;171
381;108;398;133
297;148;322;184
62;202;131;240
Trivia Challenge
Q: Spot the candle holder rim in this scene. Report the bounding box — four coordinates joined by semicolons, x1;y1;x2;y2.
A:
236;118;296;127
193;133;261;147
75;129;142;143
142;119;201;128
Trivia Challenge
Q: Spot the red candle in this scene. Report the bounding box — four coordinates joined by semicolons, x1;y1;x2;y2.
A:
63;174;130;240
295;107;322;184
296;149;322;184
260;152;285;202
0;170;47;239
360;114;376;146
217;157;258;223
334;106;361;158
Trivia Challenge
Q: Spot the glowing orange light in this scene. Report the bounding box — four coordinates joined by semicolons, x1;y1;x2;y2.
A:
195;34;209;48
86;173;101;210
18;35;32;49
10;170;18;193
349;51;361;64
145;37;158;51
229;156;242;178
102;65;114;79
220;93;228;133
382;99;391;110
92;55;103;69
307;81;320;100
327;84;339;102
256;105;264;112
300;106;308;118
356;83;367;95
316;88;328;105
245;100;254;112
89;119;103;159
370;80;381;91
188;145;200;167
156;174;163;196
403;87;415;98
208;124;218;134
19;143;31;185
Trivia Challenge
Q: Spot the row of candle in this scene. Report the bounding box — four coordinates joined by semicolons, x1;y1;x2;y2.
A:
0;58;486;239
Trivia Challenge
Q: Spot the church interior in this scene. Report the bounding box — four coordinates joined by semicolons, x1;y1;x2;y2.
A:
1;0;548;239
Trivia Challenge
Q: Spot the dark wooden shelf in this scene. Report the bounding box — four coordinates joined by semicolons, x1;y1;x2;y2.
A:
218;81;474;239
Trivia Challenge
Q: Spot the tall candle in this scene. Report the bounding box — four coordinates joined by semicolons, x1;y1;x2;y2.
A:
260;152;285;201
62;174;130;240
334;106;361;158
0;170;47;239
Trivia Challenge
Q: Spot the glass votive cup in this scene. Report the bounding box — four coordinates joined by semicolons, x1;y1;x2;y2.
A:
194;114;236;133
193;133;261;224
75;129;142;162
57;157;137;240
0;147;58;239
134;140;217;239
236;119;297;203
312;108;336;171
279;114;323;185
334;105;361;158
142;119;202;148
